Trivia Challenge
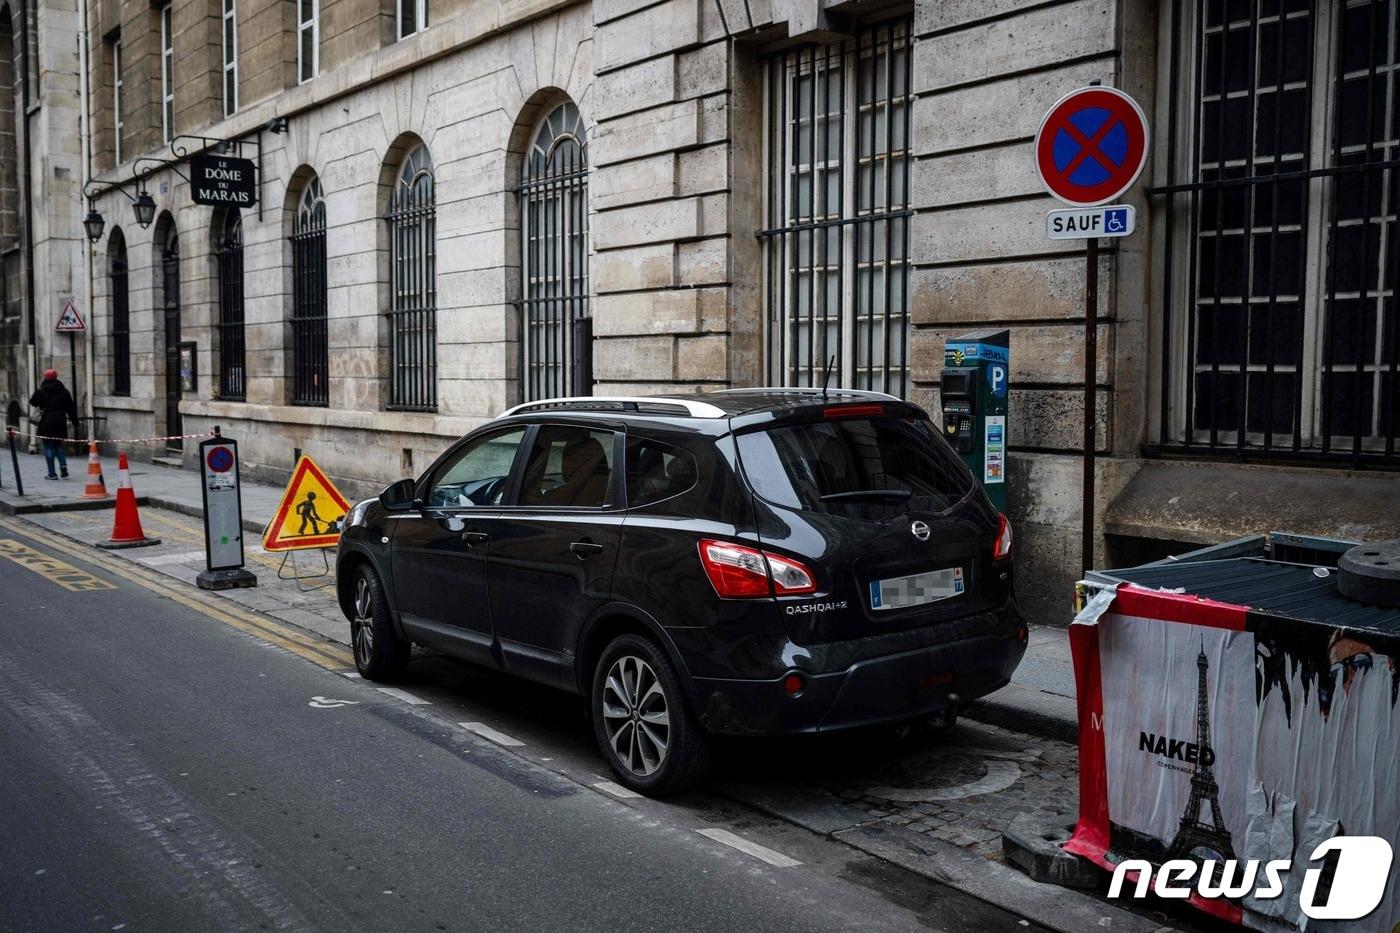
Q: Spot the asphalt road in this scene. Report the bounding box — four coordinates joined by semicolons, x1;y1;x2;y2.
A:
0;519;1041;933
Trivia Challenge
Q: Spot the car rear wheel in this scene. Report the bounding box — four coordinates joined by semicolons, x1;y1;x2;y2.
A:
591;634;708;796
350;564;410;681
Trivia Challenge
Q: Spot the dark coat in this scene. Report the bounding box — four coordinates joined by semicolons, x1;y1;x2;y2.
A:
29;379;79;439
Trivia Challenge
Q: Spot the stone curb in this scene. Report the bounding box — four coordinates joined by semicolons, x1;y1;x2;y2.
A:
962;682;1080;745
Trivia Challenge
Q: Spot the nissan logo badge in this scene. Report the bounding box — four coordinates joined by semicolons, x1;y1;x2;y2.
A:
911;520;931;542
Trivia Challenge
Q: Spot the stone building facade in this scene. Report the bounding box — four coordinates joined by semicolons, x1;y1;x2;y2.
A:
0;0;87;438
80;0;1400;625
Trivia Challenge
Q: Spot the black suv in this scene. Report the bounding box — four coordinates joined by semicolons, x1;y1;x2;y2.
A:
336;389;1026;795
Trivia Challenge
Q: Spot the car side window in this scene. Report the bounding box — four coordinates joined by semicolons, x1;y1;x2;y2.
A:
519;425;617;508
424;428;527;509
625;437;698;507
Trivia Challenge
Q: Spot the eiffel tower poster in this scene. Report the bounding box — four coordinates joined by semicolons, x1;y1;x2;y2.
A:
1165;641;1238;862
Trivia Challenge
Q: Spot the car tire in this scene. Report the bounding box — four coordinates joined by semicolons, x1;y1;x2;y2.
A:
349;564;410;681
591;633;709;797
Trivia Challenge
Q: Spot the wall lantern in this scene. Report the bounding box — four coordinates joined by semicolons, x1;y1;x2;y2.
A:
132;189;157;229
83;205;106;243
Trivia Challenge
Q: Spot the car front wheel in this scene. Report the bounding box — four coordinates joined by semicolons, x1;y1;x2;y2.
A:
350;564;410;681
591;633;709;797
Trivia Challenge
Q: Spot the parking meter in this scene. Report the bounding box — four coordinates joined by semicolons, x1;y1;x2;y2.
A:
941;329;1009;512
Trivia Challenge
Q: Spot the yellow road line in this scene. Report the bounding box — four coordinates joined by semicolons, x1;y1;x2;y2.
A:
0;538;117;591
47;509;335;586
0;519;354;671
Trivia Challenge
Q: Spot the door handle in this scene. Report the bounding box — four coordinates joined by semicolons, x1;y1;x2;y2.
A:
570;539;605;558
461;531;489;546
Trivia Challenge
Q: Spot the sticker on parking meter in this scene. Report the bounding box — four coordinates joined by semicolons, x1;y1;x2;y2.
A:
984;417;1006;484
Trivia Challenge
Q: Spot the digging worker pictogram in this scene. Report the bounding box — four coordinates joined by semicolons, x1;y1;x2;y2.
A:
295;491;325;536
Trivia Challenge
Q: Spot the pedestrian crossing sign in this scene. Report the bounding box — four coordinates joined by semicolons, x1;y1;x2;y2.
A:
263;455;353;551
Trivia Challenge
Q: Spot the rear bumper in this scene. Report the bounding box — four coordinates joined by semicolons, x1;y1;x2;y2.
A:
687;606;1028;736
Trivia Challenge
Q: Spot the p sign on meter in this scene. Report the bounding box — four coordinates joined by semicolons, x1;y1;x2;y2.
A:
988;363;1008;400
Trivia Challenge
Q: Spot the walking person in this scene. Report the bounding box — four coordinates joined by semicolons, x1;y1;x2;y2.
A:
29;368;81;480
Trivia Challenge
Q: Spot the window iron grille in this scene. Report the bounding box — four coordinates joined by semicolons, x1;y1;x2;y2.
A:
760;18;913;397
216;210;246;401
516;100;590;402
386;145;437;411
1151;0;1398;467
291;177;328;406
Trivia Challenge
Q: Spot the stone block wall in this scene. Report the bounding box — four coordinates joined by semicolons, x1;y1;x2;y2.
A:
589;0;750;393
907;0;1157;625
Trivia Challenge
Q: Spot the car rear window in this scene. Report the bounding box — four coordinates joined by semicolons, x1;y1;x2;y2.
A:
736;417;975;517
625;437;698;507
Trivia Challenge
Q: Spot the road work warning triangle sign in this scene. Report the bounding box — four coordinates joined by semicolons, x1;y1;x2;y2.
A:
55;299;86;333
263;455;353;551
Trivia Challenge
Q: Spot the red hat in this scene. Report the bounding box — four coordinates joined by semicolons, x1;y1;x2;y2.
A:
43;368;57;380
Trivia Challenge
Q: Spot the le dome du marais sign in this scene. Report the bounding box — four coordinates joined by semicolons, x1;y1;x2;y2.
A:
191;153;257;208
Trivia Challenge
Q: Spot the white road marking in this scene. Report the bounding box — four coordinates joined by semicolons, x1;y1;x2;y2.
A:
341;672;362;680
457;722;525;747
307;696;359;709
592;780;641;799
696;828;801;868
375;687;429;705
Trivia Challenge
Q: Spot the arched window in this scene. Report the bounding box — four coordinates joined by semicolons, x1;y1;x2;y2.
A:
215;209;245;400
519;101;589;402
385;144;435;411
108;228;130;396
291;176;327;405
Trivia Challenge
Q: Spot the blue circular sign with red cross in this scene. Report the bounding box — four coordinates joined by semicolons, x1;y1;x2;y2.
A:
206;446;234;474
1034;86;1149;207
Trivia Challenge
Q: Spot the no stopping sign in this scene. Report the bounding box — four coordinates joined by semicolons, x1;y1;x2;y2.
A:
1034;86;1149;207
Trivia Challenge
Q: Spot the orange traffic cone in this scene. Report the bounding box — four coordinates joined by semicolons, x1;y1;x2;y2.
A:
97;453;160;549
81;441;109;499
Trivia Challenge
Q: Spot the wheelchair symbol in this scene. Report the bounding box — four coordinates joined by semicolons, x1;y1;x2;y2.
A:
1104;209;1129;234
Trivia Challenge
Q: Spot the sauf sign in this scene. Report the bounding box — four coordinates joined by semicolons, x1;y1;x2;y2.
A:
1108;836;1394;922
191;153;257;208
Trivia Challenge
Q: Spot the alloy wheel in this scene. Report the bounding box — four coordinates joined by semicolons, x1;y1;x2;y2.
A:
352;575;375;668
601;655;670;776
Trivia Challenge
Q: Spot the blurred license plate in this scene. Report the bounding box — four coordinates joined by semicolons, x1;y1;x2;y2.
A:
869;567;964;611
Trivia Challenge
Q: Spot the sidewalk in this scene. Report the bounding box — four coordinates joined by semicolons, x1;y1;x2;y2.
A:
0;442;1082;742
0;444;285;535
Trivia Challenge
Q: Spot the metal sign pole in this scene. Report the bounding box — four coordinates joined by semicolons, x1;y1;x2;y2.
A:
1083;239;1099;577
1032;84;1149;578
7;428;23;496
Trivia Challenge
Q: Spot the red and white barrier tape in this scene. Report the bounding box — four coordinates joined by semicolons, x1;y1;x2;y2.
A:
5;428;216;446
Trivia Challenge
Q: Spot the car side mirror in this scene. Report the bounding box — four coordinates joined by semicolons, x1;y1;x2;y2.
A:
378;478;418;512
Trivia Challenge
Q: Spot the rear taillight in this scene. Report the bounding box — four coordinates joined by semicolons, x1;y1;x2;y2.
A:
993;513;1013;561
697;539;818;599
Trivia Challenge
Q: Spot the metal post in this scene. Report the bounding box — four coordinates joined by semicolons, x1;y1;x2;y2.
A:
1082;238;1098;577
8;428;24;496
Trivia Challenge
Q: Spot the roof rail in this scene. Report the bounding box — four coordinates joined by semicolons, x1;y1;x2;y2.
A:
713;386;900;402
500;396;728;419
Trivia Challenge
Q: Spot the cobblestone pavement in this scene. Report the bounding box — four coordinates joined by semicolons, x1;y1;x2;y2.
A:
714;717;1081;862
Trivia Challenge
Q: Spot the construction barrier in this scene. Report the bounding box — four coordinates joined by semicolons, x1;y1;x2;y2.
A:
1067;572;1398;930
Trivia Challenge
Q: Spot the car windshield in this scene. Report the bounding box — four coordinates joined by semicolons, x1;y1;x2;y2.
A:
736;416;975;518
